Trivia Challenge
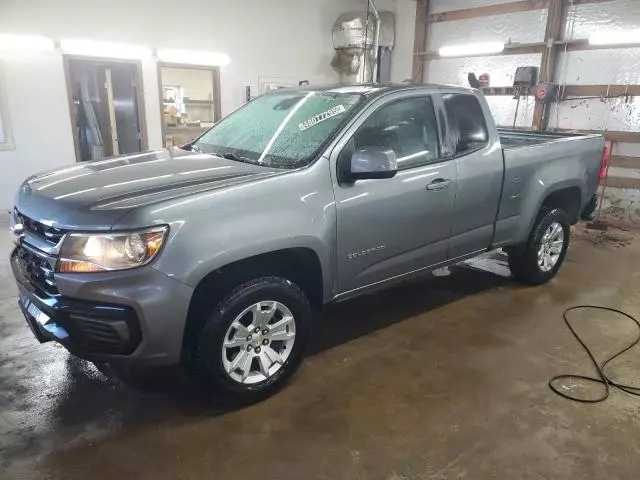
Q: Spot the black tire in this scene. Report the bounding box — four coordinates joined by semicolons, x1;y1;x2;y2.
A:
507;207;570;285
186;276;311;404
580;194;598;221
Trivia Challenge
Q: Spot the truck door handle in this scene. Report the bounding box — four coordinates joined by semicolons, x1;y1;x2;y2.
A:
426;178;451;191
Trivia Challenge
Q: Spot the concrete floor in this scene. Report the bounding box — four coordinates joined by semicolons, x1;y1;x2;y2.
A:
1;226;640;480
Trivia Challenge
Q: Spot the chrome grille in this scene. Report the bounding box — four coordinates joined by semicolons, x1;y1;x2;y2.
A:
16;246;58;295
14;209;65;245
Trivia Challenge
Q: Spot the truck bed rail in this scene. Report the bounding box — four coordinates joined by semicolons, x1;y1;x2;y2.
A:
498;128;602;150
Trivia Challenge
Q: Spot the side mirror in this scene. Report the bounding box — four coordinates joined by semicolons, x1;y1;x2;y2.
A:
350;146;398;180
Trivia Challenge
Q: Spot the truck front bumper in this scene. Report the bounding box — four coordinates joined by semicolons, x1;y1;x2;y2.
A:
11;248;194;367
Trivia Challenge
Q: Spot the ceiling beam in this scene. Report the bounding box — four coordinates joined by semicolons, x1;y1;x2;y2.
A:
573;0;619;5
412;0;429;82
562;84;640;97
610;155;640;169
482;86;525;96
427;0;617;23
482;84;640;98
428;0;548;23
603;176;640;189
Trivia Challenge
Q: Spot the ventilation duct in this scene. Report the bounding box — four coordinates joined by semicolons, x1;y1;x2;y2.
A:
331;8;395;83
331;48;362;76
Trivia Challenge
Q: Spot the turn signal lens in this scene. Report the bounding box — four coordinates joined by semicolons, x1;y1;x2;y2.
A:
57;260;106;273
146;238;162;256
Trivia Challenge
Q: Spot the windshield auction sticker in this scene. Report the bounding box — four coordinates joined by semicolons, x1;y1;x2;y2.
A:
299;105;346;131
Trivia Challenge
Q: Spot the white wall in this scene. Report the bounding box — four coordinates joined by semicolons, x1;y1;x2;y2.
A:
0;86;5;144
388;0;416;82
0;0;374;211
0;53;77;211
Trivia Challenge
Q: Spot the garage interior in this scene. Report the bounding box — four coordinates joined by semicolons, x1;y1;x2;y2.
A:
1;0;640;479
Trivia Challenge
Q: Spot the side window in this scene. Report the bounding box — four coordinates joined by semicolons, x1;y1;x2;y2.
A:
442;94;488;156
351;96;439;170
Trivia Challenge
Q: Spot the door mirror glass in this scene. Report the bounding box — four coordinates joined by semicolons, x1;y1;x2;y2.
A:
350;146;398;180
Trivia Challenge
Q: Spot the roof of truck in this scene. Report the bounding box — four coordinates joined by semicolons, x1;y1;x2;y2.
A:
271;83;477;97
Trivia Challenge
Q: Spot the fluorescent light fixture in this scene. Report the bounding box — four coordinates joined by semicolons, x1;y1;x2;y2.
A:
60;39;151;59
589;29;640;46
0;34;54;52
157;48;230;66
439;42;504;58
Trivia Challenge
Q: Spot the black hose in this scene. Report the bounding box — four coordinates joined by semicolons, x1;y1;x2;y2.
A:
549;306;640;403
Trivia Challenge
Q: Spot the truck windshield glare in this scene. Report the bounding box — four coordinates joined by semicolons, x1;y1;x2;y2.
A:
194;91;364;169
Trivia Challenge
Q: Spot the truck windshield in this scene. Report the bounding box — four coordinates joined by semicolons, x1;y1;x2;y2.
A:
193;91;364;169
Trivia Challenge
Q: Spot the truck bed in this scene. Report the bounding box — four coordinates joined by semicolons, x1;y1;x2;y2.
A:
491;127;605;248
498;128;601;150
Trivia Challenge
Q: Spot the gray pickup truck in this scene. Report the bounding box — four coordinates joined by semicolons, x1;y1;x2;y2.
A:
11;84;605;402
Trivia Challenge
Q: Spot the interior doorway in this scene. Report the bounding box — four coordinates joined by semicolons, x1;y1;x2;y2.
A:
64;56;148;161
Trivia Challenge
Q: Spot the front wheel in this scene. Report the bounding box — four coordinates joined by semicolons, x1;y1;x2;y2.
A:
507;207;570;285
186;276;311;404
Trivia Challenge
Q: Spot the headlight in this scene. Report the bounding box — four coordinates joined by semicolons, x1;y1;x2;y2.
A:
57;226;168;273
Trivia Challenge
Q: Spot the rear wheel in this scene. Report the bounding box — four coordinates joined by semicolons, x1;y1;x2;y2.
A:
186;276;310;404
507;207;570;285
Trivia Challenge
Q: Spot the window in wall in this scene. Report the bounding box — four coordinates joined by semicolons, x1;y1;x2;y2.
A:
351;96;439;170
160;65;221;147
442;93;488;156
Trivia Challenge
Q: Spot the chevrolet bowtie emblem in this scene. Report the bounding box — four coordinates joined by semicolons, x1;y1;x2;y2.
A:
10;223;24;237
10;223;24;247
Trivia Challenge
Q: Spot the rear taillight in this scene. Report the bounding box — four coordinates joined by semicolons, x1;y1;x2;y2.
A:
599;144;611;181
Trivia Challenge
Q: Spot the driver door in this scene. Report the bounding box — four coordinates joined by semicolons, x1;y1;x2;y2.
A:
332;93;457;295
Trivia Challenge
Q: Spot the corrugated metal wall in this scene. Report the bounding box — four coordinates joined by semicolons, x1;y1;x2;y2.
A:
423;0;640;226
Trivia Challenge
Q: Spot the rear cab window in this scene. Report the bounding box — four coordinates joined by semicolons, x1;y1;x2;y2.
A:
441;93;489;157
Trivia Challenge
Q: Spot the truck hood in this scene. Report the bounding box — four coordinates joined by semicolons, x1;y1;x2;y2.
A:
15;148;283;230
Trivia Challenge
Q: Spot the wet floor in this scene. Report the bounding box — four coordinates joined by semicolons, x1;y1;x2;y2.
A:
1;226;640;479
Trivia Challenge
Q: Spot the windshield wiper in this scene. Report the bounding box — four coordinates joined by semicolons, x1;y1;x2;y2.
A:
179;143;202;153
212;151;254;164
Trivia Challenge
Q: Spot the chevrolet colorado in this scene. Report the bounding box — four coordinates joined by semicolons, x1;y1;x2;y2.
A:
11;84;605;402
